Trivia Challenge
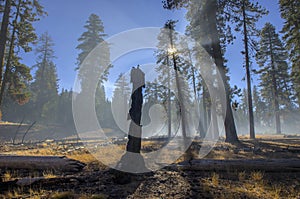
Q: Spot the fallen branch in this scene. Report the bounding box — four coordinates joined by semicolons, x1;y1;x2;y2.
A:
172;159;300;172
21;121;36;144
13;116;25;145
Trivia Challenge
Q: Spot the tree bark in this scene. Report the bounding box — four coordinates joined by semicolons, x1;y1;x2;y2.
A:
176;159;300;172
168;26;188;139
0;0;11;108
126;67;145;153
207;0;239;143
167;56;172;138
0;0;11;84
0;155;86;172
268;28;282;134
0;0;21;107
242;0;255;139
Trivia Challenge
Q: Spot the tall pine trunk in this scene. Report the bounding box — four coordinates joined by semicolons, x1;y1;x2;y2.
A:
0;0;11;109
206;0;239;143
167;56;172;138
268;29;281;134
0;0;22;108
166;23;188;139
242;0;255;139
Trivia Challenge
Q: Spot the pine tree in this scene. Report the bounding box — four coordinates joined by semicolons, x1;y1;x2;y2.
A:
144;79;167;104
76;14;111;89
113;73;131;103
155;21;177;138
225;0;268;139
279;0;300;104
75;13;112;132
175;0;239;143
256;23;293;134
111;73;131;131
76;14;106;67
155;20;193;138
0;0;11;92
57;89;74;127
186;1;223;137
0;0;45;115
31;32;58;122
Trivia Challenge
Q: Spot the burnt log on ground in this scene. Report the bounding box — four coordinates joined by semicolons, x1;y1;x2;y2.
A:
174;159;300;172
0;155;85;173
0;176;79;192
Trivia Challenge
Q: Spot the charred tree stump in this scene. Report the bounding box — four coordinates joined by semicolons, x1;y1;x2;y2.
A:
115;66;149;178
126;66;144;154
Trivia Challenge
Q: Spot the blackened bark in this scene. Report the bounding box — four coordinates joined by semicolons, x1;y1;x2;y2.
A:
208;0;239;143
0;0;21;107
0;0;11;108
126;67;145;153
0;0;11;80
242;0;255;139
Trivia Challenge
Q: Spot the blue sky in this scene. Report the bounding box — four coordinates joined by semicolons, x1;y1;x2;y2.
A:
22;0;284;95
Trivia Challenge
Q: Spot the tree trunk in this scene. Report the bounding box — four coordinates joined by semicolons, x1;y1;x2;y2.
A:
167;56;172;138
126;67;145;153
0;155;86;172
268;28;281;134
208;0;239;143
176;159;300;172
0;0;21;107
0;0;11;108
201;84;209;138
168;25;188;139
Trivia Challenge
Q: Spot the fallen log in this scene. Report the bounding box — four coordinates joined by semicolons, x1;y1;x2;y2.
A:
0;176;84;192
0;155;86;173
172;159;300;172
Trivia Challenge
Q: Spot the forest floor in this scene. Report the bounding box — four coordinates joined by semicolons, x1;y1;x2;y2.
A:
0;123;300;198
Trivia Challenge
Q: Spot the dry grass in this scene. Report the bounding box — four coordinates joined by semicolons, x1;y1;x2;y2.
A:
3;171;13;182
2;170;20;182
1;136;300;198
5;187;24;198
200;171;299;199
250;171;264;182
238;171;246;181
1;190;109;199
0;121;25;125
42;170;57;179
50;192;108;199
50;192;77;199
211;172;219;186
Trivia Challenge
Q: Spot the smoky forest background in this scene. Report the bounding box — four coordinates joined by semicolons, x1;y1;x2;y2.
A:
0;0;299;144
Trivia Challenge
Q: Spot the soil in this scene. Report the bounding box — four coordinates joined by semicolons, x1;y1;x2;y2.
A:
0;123;300;198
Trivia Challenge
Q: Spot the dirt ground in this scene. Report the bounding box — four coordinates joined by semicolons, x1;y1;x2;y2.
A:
0;123;300;198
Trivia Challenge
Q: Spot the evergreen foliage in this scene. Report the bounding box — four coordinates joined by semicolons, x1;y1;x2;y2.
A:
255;23;293;134
30;32;58;122
279;0;300;104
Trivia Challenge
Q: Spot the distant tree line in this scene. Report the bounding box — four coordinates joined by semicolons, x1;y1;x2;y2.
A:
0;2;114;130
